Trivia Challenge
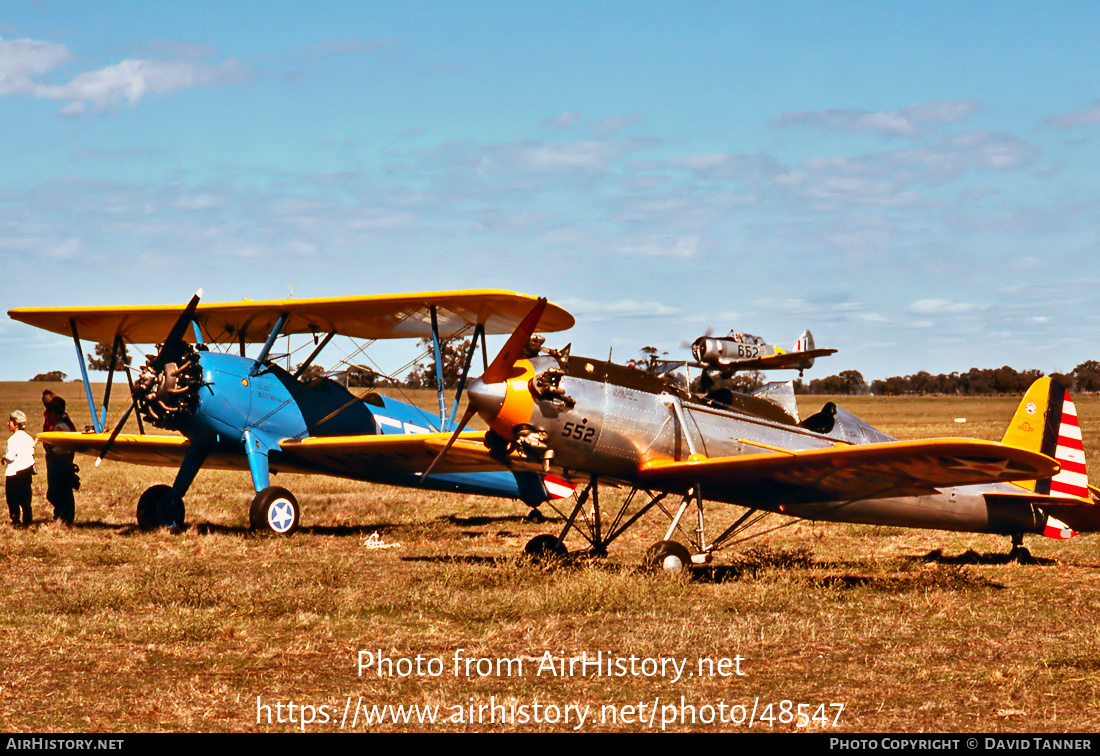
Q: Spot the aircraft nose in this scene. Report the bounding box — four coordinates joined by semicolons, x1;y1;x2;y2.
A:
466;377;507;419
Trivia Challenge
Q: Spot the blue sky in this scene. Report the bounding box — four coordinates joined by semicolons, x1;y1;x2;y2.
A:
4;1;1100;384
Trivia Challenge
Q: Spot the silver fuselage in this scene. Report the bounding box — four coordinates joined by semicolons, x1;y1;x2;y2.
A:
471;355;1044;536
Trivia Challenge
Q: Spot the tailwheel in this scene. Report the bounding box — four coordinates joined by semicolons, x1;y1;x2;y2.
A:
524;534;567;560
644;540;692;575
250;486;300;535
1008;532;1033;564
136;484;185;531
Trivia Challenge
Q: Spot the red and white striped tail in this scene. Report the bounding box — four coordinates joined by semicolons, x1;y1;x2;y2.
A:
543;475;576;500
1049;389;1089;499
1043;514;1077;540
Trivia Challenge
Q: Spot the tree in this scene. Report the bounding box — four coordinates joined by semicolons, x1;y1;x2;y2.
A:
726;370;765;393
86;342;133;372
627;346;666;374
838;370;868;395
806;370;867;395
294;363;327;382
1072;361;1100;392
346;365;377;388
31;370;67;382
405;338;471;389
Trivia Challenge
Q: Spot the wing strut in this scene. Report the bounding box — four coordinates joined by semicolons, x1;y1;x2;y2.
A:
429;306;447;428
99;335;126;430
448;323;484;430
292;332;335;380
250;312;289;376
70;318;103;433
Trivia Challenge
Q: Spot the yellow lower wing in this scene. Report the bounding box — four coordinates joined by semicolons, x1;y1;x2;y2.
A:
37;432;247;471
637;438;1059;505
42;430;506;479
279;432;505;475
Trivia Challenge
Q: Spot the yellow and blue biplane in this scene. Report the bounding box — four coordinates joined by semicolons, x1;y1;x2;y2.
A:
9;290;575;533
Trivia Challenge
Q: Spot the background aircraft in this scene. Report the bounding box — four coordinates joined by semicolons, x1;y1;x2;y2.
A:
691;328;837;375
10;290;575;534
434;302;1096;570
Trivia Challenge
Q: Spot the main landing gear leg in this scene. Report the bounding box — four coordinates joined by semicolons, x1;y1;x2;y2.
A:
137;439;210;531
524;477;672;563
245;434;300;535
644;486;704;575
524;479;594;559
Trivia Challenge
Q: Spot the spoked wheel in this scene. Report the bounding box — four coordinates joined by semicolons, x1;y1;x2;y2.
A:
644;540;692;575
524;534;567;560
249;486;300;535
136;484;185;531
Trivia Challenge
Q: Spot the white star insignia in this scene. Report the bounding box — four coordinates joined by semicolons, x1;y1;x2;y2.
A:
270;501;295;531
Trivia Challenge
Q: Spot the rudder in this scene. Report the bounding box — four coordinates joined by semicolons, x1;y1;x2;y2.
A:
1001;377;1088;498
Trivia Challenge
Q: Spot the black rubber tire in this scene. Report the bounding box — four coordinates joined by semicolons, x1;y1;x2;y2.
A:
249;486;300;535
644;540;693;574
524;533;567;560
136;484;179;531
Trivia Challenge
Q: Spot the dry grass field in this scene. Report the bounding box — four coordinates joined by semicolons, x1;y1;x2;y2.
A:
1;382;1099;732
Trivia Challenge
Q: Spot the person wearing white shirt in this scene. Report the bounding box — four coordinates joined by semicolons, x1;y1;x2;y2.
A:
5;410;36;527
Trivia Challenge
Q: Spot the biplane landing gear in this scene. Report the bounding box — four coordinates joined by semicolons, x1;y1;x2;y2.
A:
136;484;185;531
1008;532;1033;563
250;486;300;536
644;540;692;575
524;534;567;560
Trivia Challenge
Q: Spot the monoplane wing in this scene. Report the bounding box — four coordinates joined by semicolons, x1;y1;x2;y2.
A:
9;289;575;344
696;348;838;373
278;432;507;476
637;438;1059;505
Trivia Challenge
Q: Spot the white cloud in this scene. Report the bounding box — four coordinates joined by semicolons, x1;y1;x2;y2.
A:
175;193;225;211
1044;102;1100;129
616;235;700;257
774;100;982;138
44;58;246;114
563;298;682;319
544;112;580;129
0;36;245;114
908;298;984;315
591;115;642;137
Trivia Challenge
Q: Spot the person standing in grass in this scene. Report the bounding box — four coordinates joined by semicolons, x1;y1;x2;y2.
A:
4;410;36;527
43;397;76;525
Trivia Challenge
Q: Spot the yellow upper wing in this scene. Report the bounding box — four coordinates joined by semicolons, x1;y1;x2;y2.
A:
637;438;1059;505
9;289;574;344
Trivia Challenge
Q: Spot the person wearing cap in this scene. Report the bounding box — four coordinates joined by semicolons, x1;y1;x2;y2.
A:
43;397;76;525
4;410;36;527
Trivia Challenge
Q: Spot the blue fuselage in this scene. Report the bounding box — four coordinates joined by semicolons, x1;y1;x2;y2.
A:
178;351;538;501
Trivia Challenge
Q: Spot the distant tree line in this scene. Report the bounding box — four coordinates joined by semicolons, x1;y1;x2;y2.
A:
37;340;1100;399
791;361;1100;396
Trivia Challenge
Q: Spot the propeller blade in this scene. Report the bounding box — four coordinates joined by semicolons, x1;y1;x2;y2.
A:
151;289;202;370
482;297;547;384
421;405;478;482
422;297;547;483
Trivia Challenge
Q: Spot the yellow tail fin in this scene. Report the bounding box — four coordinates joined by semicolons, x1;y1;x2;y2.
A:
1001;377;1087;497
